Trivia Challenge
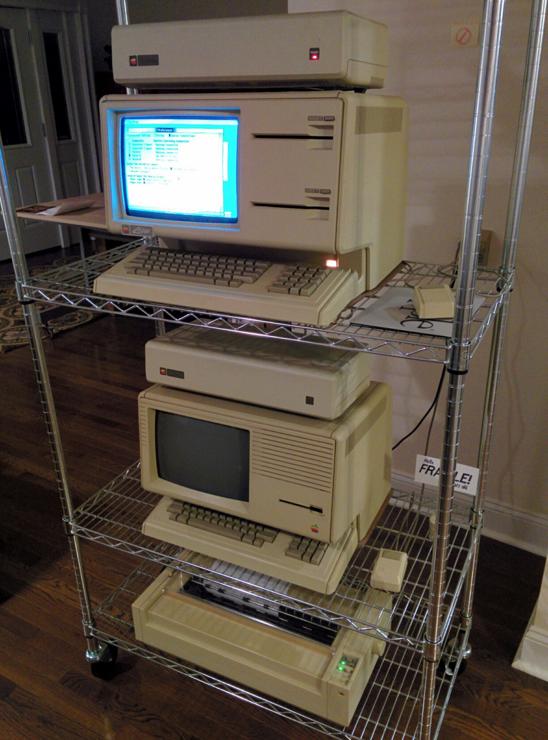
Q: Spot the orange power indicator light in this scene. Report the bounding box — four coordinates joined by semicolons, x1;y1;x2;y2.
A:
325;258;339;268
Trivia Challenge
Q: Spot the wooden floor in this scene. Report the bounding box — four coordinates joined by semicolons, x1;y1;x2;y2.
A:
0;313;546;740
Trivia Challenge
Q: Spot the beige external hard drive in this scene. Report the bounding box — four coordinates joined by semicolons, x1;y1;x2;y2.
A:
145;325;370;419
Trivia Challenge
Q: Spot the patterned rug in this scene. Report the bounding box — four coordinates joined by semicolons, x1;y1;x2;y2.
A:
0;260;97;353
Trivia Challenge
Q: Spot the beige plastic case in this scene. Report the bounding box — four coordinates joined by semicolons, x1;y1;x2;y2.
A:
413;284;455;319
139;382;392;544
132;559;392;726
112;12;388;90
370;549;409;592
142;500;362;594
145;325;371;419
102;91;407;290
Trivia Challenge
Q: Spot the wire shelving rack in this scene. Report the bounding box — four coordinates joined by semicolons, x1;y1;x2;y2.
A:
0;0;544;737
70;461;477;648
22;241;510;364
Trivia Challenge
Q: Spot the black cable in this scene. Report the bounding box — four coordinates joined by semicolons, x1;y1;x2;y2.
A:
392;366;446;451
422;370;443;455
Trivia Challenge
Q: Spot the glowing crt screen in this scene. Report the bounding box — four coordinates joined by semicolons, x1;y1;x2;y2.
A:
121;116;239;223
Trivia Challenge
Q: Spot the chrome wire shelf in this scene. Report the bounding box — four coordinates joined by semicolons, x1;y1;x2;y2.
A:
21;241;510;364
93;560;467;740
71;462;477;649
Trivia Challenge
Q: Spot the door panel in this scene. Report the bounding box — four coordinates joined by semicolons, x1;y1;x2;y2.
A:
0;7;59;261
15;165;39;204
60;160;83;198
34;9;89;246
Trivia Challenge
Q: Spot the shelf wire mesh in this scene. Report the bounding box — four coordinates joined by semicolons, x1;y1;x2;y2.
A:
71;462;476;649
93;559;467;740
21;241;511;364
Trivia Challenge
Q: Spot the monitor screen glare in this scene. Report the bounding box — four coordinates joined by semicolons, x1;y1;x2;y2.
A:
122;116;239;223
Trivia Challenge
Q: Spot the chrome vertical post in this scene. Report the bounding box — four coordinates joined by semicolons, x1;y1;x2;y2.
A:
115;0;130;25
462;0;546;627
115;0;138;96
115;0;165;335
0;136;101;658
419;1;506;737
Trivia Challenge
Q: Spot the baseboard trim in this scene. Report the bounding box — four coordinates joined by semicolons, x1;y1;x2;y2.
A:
482;498;548;557
512;618;548;682
392;472;548;556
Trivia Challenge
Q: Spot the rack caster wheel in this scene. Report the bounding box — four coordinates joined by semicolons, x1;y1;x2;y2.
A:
88;643;119;680
438;640;471;678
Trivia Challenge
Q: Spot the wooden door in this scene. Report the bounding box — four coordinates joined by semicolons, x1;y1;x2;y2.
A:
0;7;59;261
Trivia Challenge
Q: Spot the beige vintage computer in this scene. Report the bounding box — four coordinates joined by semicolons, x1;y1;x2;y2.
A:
139;377;391;594
93;11;408;326
139;324;391;595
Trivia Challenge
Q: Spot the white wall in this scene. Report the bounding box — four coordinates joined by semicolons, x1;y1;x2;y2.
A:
291;1;547;531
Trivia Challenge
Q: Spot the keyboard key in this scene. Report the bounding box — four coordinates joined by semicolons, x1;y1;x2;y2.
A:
262;528;278;542
167;501;184;514
147;269;213;284
311;548;326;565
187;516;244;540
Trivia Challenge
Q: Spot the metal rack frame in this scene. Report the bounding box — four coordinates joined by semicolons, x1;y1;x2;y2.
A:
21;243;510;364
0;0;544;737
69;461;478;649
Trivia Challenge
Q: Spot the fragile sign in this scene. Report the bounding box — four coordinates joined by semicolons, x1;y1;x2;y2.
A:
415;455;479;496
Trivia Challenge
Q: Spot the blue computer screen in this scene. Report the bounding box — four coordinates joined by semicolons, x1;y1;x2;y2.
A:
121;116;239;223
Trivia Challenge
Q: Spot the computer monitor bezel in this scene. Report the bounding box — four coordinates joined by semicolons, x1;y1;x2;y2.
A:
105;106;241;234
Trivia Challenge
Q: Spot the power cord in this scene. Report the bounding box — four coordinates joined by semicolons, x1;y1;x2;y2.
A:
392;366;446;451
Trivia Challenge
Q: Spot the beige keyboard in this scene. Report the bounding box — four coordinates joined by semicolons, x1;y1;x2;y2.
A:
143;496;359;594
93;245;360;326
166;500;329;564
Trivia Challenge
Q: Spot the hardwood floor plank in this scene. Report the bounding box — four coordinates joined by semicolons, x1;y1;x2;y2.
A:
0;686;102;740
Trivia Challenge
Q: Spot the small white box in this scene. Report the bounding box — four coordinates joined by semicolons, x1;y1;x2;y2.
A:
413;284;455;319
370;549;408;592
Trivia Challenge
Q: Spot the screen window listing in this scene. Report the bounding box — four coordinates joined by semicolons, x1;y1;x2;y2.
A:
122;117;239;223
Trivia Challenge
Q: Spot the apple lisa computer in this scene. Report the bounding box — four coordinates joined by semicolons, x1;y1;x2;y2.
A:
140;323;391;598
139;377;391;593
97;10;405;725
93;11;408;326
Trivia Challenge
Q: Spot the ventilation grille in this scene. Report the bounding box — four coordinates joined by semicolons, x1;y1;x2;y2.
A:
252;430;334;493
138;407;148;435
